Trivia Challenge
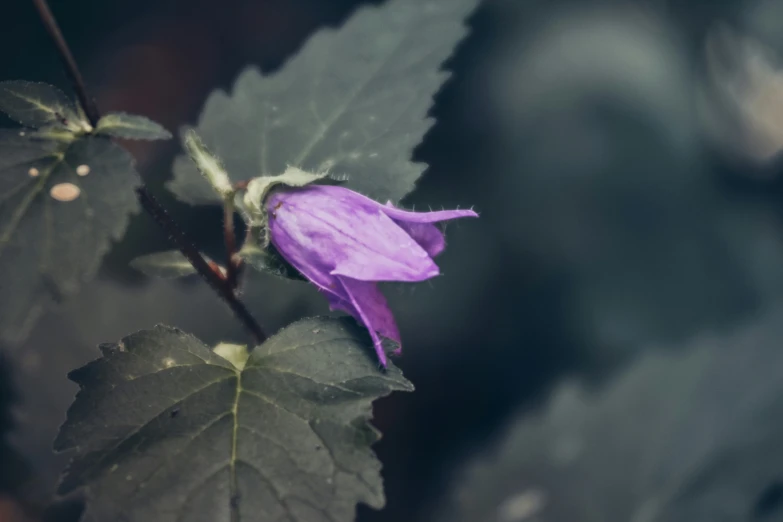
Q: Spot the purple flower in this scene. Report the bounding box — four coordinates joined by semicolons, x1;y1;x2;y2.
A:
266;184;478;368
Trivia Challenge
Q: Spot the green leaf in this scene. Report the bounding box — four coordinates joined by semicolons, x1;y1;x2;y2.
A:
95;112;173;140
0;81;84;130
0;130;139;346
168;0;478;206
55;317;413;522
434;310;783;522
129;250;204;279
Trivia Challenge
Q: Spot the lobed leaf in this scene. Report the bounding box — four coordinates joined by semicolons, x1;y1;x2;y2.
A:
55;317;413;522
95;112;173;141
168;0;479;206
0;130;138;346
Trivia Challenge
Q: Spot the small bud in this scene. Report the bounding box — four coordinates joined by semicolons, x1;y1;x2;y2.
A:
28;167;39;177
183;130;234;199
76;164;90;176
213;343;250;370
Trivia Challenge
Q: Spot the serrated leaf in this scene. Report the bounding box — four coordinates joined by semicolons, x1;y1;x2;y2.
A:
168;0;478;206
435;308;783;522
54;317;413;522
0;81;83;130
129;250;203;279
0;130;139;346
95;112;173;140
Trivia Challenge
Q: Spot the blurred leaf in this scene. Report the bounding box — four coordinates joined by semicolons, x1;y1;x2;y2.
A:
55;317;413;522
168;0;478;206
435;307;783;522
129;250;202;279
95;112;172;141
700;24;783;165
0;81;83;130
0;130;138;346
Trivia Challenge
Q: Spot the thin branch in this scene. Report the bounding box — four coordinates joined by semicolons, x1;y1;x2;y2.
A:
137;188;266;345
31;0;100;127
32;0;267;346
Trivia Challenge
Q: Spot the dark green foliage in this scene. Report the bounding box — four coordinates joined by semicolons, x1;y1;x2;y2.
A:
168;0;478;206
0;81;82;130
0;81;172;345
55;317;413;522
0;131;139;345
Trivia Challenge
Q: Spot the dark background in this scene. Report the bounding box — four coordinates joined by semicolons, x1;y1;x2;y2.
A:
4;0;783;521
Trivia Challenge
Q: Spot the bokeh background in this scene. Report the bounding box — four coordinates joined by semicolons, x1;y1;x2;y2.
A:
4;0;783;520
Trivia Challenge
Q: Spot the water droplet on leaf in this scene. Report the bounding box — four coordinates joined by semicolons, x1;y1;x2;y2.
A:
49;183;80;202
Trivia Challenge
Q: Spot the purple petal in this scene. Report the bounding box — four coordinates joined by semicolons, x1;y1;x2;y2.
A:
292;185;479;223
380;204;479;224
301;185;479;222
393;221;446;257
276;185;476;258
334;276;402;367
269;187;439;282
382;202;446;257
266;213;341;294
266;231;402;365
324;281;401;345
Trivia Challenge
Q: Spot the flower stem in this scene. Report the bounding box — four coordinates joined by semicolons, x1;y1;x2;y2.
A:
136;188;266;344
32;0;267;346
31;0;100;127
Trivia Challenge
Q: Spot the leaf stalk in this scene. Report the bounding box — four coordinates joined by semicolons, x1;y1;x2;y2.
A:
136;188;266;344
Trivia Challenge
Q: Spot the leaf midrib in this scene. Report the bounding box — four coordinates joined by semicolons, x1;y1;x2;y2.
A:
229;369;242;522
4;88;66;121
